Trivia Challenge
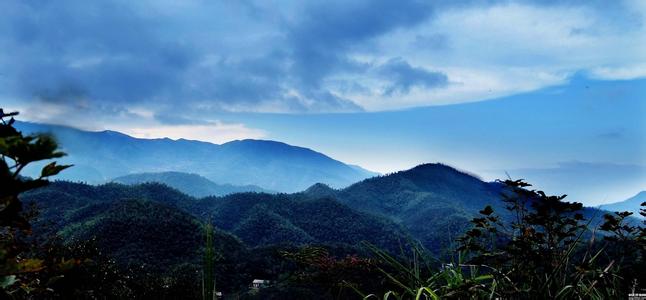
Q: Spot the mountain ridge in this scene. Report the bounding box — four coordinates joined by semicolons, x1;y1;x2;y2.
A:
21;161;627;269
16;121;377;192
112;171;273;197
599;191;646;218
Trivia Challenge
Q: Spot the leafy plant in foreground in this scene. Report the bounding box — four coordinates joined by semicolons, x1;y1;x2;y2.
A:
203;222;218;300
456;179;622;299
0;109;71;297
357;243;495;300
361;179;644;299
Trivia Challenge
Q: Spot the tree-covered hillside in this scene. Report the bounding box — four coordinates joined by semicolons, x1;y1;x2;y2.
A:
305;164;503;252
311;163;619;253
112;171;273;197
23;181;411;255
18;163;636;298
188;193;412;252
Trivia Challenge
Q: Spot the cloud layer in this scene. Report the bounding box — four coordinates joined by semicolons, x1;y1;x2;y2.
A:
1;0;645;123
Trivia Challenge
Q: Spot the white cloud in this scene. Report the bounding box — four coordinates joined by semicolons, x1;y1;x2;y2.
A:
9;99;266;144
589;64;646;80
117;121;267;144
348;66;571;111
341;1;646;111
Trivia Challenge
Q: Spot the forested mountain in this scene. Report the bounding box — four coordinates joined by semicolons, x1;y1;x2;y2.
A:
112;171;272;197
15;121;378;192
24;165;497;259
600;191;646;218
187;193;411;252
18;164;634;297
337;164;502;216
25;163;624;260
21;181;413;295
23;182;253;295
22;181;411;255
306;163;617;252
299;164;503;251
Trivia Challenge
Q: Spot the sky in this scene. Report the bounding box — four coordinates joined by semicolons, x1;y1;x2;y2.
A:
1;0;645;204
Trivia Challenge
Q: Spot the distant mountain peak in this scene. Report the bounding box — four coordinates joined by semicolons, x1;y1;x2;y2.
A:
599;190;646;218
228;138;288;145
304;183;337;198
409;163;477;175
112;171;272;197
16;121;376;192
100;129;129;137
412;162;450;169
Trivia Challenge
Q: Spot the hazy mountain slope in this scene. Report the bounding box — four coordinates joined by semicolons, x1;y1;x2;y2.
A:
112;171;272;197
599;191;646;218
16;121;376;192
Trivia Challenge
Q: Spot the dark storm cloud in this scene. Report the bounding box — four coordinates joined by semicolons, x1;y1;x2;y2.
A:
286;0;435;88
3;1;193;105
0;0;447;115
1;0;625;117
2;0;388;114
377;58;448;95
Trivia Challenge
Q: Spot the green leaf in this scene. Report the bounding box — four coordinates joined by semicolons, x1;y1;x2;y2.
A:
0;275;16;289
16;258;44;273
40;162;72;178
46;275;65;287
474;274;493;281
415;287;439;300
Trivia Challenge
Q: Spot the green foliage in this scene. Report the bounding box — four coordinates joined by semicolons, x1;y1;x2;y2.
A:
274;246;386;299
456;179;610;299
7;122;641;299
0;109;70;229
113;171;272;197
358;243;494;300
11;237;133;299
362;179;645;299
190;193;413;253
598;207;646;295
203;222;217;300
21;181;290;296
332;163;507;255
0;109;72;297
65;199;206;271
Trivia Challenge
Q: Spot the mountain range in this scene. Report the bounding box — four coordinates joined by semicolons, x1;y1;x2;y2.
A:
599;191;646;218
20;157;637;294
26;162;629;258
112;171;273;197
22;180;412;265
16;121;378;192
13;121;643;295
